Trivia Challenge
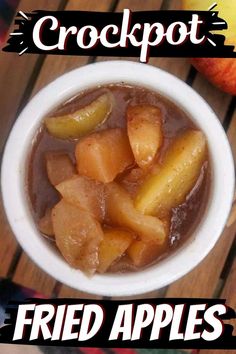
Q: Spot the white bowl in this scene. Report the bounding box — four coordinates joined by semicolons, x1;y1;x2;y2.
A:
1;61;235;297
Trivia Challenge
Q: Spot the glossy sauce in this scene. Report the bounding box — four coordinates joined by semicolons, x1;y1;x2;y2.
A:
27;84;210;270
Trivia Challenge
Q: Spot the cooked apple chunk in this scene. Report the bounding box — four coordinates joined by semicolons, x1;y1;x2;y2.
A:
45;92;113;139
55;175;105;221
105;182;166;244
135;129;207;216
46;152;75;186
98;228;134;273
127;105;163;168
52;199;103;274
75;128;134;183
38;208;54;238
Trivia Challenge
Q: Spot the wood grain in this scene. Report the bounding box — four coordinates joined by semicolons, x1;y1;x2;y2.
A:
95;0;163;63
0;0;64;154
96;0;191;82
58;285;103;300
30;0;115;95
218;258;236;337
117;0;163;11
0;195;18;277
149;0;191;80
227;109;236;159
199;258;236;354
114;287;167;301
165;221;236;298
13;253;56;296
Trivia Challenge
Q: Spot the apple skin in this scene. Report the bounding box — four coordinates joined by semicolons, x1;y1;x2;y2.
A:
191;58;236;96
181;0;236;96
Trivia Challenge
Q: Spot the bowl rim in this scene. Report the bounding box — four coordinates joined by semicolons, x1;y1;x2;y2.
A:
1;60;235;297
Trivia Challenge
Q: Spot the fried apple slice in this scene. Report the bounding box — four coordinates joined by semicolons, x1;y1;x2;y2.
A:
52;199;103;274
98;228;134;273
45;92;113;139
55;175;105;221
134;129;207;215
127;105;163;168
46;152;75;186
105;182;166;244
75;128;134;183
127;215;170;267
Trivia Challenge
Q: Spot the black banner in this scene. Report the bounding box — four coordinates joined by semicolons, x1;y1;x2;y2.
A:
2;9;236;62
0;298;235;349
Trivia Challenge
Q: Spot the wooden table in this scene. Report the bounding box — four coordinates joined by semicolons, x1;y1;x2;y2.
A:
0;1;235;352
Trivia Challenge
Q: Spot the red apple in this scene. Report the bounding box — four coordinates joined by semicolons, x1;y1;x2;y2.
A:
181;0;236;96
191;58;236;95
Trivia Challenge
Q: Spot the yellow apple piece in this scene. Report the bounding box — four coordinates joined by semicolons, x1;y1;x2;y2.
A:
75;128;134;183
135;130;207;216
45;92;113;139
127;215;170;267
38;208;54;238
98;229;134;273
52;199;103;274
55;175;105;221
105;182;166;244
127;105;163;168
46;152;76;186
